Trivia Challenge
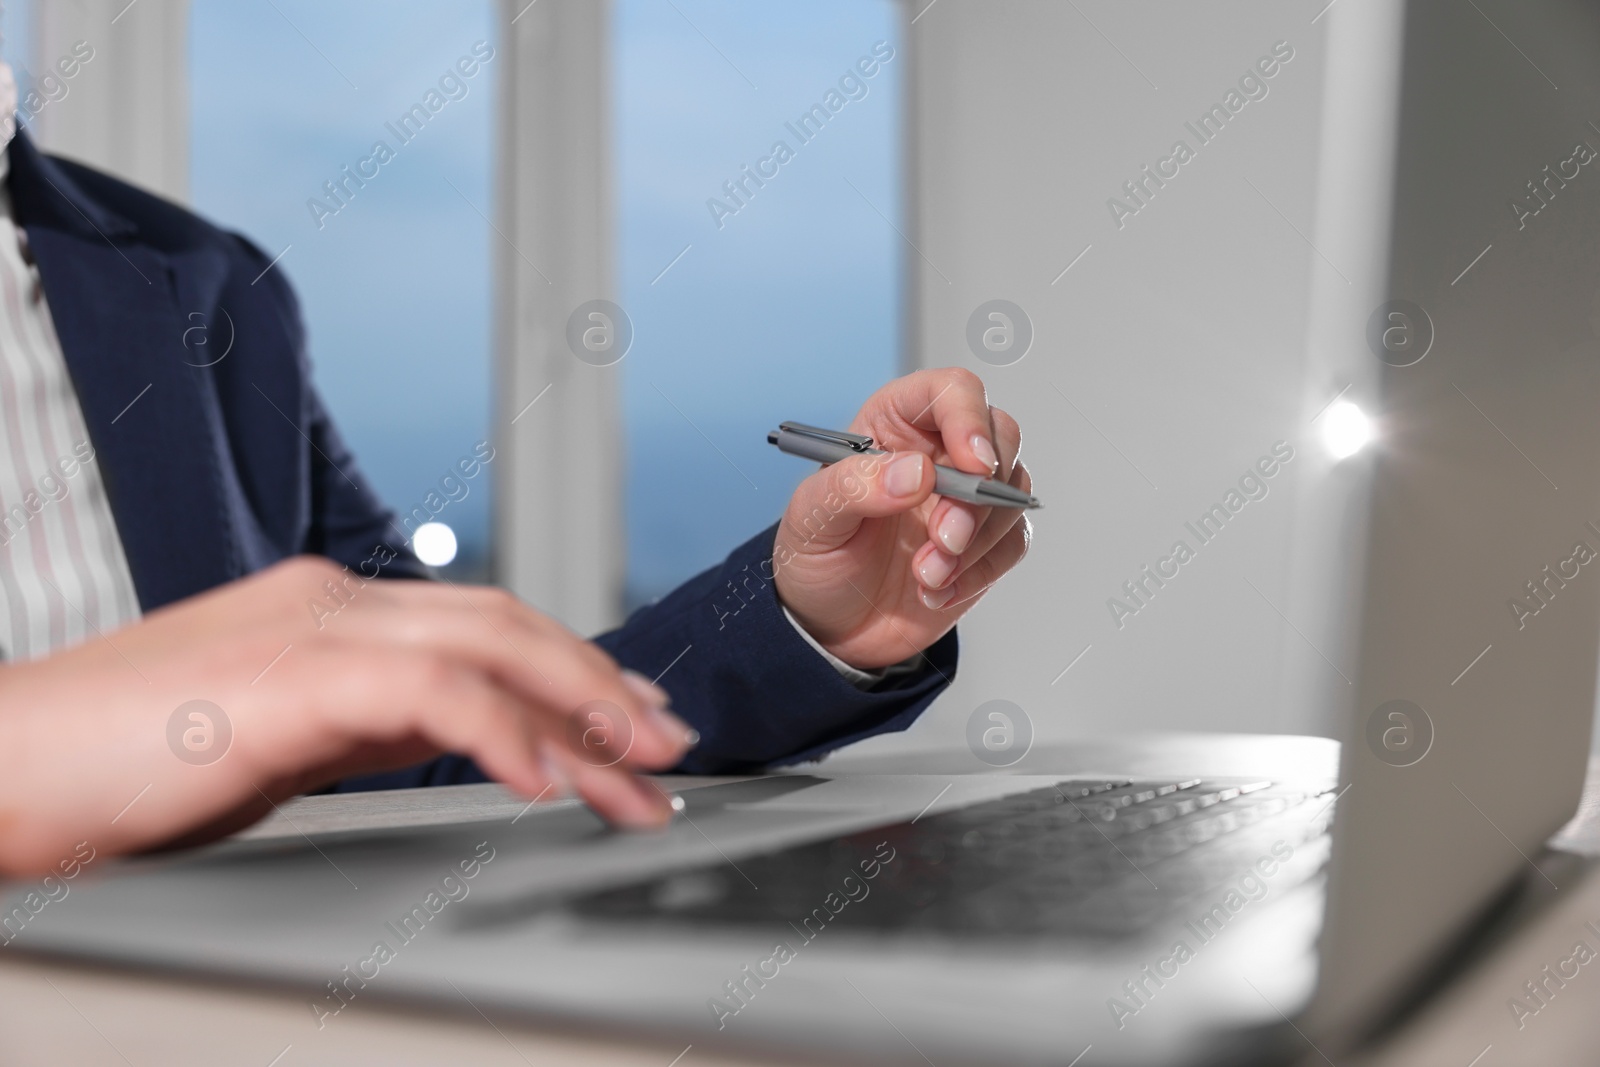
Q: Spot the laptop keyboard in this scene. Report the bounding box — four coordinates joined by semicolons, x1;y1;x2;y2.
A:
563;778;1338;939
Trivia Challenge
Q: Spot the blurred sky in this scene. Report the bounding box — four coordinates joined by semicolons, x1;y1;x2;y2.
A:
615;0;902;607
189;0;495;578
7;0;902;607
1;2;32;80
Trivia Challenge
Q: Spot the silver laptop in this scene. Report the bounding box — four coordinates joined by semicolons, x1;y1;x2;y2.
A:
7;1;1600;1063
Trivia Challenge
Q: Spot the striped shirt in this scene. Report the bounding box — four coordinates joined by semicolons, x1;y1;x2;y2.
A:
0;143;141;661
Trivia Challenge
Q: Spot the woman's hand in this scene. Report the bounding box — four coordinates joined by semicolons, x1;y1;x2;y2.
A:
0;556;696;876
773;368;1033;670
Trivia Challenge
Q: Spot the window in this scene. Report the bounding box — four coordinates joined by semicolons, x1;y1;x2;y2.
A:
3;0;37;104
189;0;496;580
612;0;904;608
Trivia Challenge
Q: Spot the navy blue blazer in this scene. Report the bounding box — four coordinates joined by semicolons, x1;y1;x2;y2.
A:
8;131;957;781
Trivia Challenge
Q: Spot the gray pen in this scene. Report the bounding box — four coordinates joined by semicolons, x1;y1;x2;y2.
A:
767;421;1041;509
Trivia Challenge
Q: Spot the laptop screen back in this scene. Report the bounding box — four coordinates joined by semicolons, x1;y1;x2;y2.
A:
1308;0;1600;1039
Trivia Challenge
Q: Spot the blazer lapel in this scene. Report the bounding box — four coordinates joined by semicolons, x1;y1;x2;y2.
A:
7;131;239;611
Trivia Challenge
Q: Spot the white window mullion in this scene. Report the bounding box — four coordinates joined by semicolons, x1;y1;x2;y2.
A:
34;0;191;205
494;0;624;633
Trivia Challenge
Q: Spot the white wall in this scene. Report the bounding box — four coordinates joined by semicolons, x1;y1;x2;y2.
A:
883;0;1347;755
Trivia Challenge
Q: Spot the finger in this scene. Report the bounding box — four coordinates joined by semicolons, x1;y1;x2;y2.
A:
275;737;505;797
921;514;1032;612
249;646;667;821
989;406;1022;482
540;738;677;829
914;458;1031;592
778;450;933;554
918;403;1023;558
266;568;695;771
254;649;559;798
865;367;998;476
926;499;984;559
333;590;694;768
914;511;1022;595
929;458;1033;563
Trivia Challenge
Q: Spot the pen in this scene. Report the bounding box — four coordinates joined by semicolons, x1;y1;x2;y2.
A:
767;421;1042;509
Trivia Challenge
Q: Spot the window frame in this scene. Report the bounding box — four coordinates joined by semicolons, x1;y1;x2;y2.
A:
33;0;192;203
492;0;625;634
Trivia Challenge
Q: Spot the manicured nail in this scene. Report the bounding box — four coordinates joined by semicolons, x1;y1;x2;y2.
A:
626;779;680;828
917;549;957;589
621;669;670;709
537;741;573;796
971;435;999;474
937;508;977;555
648;703;699;748
885;452;926;498
920;584;956;610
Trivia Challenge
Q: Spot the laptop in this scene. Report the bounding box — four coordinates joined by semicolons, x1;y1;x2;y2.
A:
6;0;1600;1062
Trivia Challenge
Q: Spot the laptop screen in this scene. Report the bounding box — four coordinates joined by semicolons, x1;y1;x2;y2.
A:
1309;0;1600;1039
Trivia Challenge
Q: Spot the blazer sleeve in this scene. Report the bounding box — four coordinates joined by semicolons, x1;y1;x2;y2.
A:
331;523;957;791
594;522;959;773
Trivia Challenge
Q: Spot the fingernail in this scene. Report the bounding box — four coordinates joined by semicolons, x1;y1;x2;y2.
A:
920;584;956;610
648;703;699;748
937;508;977;555
625;779;679;828
621;669;670;708
537;741;572;797
971;434;999;474
885;452;926;498
917;549;957;589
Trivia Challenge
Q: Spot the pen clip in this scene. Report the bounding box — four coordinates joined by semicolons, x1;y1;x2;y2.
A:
776;421;876;452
